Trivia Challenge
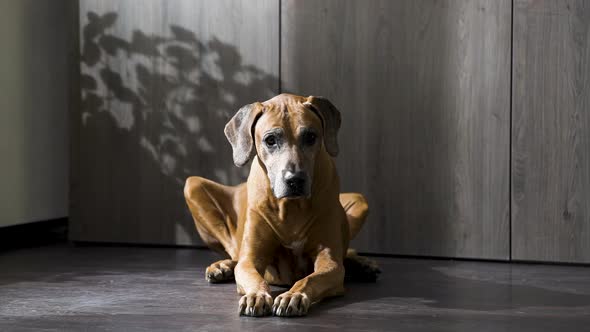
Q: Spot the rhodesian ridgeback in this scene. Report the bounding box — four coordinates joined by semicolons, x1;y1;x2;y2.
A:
184;93;379;317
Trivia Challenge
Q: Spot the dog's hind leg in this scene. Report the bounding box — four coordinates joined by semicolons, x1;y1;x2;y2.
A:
344;249;381;282
184;176;244;282
205;259;238;283
339;193;380;281
339;193;369;240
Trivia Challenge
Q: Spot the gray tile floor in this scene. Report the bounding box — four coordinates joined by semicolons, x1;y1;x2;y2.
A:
1;245;590;331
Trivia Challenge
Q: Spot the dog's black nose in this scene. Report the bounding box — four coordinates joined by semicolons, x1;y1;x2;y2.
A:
284;171;306;195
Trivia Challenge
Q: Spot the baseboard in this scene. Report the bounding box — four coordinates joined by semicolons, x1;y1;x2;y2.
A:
0;218;68;250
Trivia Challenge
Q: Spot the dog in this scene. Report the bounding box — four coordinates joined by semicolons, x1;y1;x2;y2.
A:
184;93;379;317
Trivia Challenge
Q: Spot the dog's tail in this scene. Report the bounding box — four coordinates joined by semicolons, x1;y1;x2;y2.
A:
344;249;381;282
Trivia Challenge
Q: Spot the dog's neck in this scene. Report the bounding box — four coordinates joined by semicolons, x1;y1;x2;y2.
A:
246;151;340;243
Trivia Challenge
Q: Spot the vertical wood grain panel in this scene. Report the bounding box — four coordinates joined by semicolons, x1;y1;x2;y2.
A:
71;0;279;245
282;0;511;259
512;0;590;263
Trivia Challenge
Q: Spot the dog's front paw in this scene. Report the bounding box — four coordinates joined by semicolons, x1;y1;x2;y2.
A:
272;292;310;317
238;291;273;317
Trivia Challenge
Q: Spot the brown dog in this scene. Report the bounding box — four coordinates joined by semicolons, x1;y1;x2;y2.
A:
184;94;378;317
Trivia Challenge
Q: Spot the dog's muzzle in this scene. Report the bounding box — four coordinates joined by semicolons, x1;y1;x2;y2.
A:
282;171;308;198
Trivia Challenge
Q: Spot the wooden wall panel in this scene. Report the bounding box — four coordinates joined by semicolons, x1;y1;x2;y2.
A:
70;0;279;245
282;0;511;259
512;0;590;263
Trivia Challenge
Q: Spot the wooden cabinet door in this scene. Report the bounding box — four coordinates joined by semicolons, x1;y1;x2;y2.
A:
71;0;279;245
512;0;590;263
281;0;511;259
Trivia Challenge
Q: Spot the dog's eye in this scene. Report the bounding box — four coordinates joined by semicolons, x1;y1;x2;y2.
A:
264;135;277;147
302;132;316;146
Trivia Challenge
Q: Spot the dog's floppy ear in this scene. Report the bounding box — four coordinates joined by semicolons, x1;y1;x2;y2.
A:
224;102;264;167
304;96;342;157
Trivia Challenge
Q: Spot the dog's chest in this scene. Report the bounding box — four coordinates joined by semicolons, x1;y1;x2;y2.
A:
263;201;317;247
283;238;310;276
284;238;306;255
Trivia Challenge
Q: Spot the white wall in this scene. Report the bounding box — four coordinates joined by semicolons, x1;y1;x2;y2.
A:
0;1;70;227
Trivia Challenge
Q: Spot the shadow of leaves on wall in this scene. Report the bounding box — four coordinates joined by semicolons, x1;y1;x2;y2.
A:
76;12;277;244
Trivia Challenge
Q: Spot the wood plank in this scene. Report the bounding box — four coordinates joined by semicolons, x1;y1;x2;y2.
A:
2;246;590;330
71;0;279;245
282;0;511;258
512;0;590;263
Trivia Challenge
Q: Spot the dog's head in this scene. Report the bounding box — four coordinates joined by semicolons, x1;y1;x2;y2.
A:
224;94;341;199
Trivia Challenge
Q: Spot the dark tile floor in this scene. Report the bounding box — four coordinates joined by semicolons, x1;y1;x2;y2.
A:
1;245;590;331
